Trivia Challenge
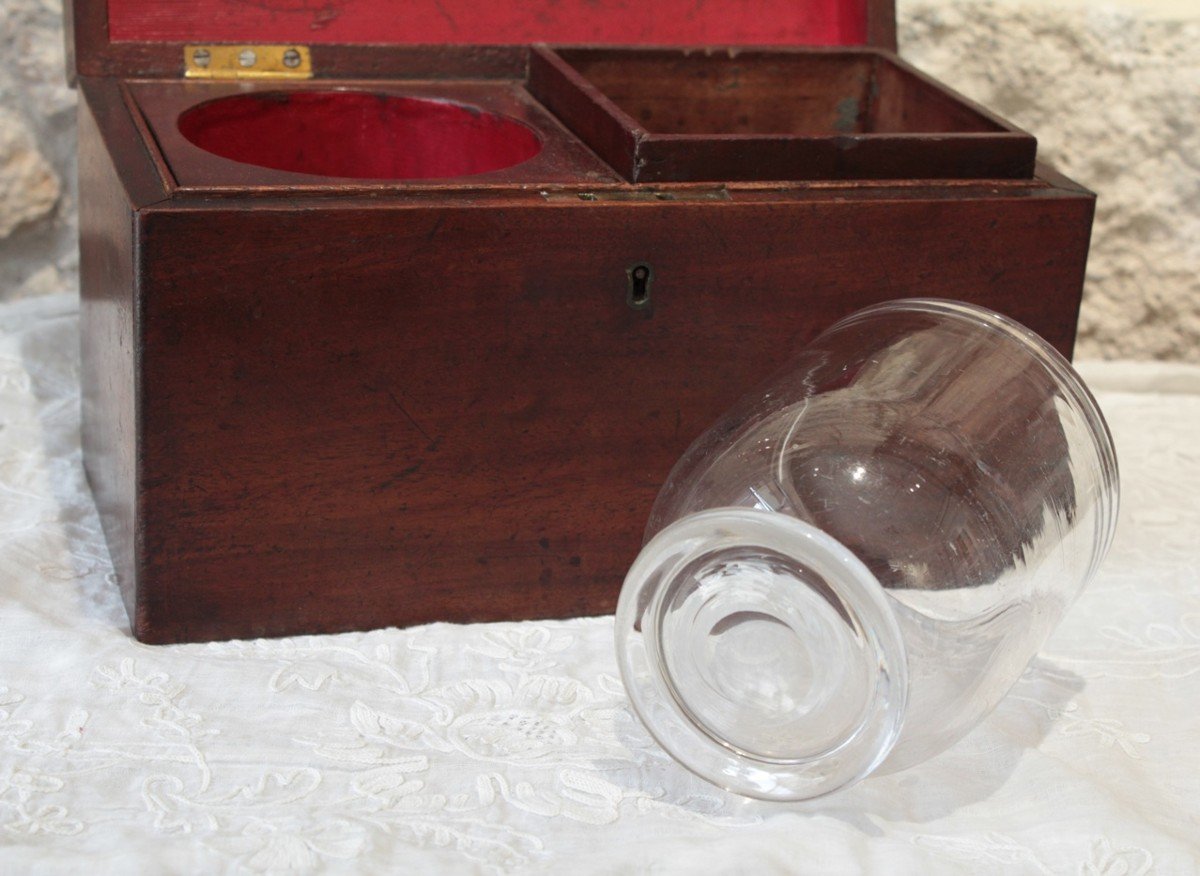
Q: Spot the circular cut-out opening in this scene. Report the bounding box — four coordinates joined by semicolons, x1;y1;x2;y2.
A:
178;91;543;180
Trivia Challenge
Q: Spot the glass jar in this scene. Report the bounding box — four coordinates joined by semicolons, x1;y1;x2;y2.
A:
615;299;1119;801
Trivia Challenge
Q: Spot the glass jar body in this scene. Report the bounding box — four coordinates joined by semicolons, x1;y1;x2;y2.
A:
616;300;1119;801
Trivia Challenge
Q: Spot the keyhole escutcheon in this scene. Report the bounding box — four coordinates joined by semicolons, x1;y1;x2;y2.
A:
627;263;653;311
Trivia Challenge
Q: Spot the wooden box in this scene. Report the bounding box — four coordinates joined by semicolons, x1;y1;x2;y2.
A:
69;0;1095;643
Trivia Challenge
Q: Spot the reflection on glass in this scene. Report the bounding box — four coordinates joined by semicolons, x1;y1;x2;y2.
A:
617;300;1119;801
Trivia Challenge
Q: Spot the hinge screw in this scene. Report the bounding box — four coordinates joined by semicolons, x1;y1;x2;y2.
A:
282;48;302;68
238;48;258;68
192;48;211;68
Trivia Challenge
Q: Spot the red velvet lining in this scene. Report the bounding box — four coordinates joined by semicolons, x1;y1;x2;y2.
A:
177;92;543;180
108;0;868;47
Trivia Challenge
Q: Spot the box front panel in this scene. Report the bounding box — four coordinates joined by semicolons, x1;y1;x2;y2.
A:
133;192;1091;643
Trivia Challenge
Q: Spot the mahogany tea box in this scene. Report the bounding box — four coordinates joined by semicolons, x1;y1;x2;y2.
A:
67;0;1094;642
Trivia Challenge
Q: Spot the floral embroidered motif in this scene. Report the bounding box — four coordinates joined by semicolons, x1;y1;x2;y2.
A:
1080;837;1155;876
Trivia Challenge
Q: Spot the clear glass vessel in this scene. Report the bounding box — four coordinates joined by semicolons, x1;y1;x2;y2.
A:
615;299;1119;801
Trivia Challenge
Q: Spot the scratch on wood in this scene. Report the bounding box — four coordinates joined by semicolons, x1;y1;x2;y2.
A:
424;214;447;244
384;387;434;444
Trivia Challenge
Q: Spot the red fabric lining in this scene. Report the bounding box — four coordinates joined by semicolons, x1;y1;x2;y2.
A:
177;92;544;179
108;0;868;47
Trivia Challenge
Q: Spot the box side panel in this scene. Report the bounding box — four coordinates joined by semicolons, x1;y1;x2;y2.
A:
134;188;1092;643
1042;169;1095;359
78;90;140;633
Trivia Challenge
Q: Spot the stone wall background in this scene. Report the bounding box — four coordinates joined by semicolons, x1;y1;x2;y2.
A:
0;0;73;301
902;0;1200;361
0;0;1197;359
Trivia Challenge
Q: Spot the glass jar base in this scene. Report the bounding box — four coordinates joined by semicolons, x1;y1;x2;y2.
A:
616;508;908;801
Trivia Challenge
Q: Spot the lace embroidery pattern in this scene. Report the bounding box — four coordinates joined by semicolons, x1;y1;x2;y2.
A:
1;296;1197;872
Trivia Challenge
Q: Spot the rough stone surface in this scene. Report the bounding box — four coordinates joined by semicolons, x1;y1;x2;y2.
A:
0;0;1196;360
0;0;76;299
0;107;60;238
903;0;1200;361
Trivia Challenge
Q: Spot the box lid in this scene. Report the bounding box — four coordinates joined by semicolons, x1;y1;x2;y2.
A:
67;0;896;80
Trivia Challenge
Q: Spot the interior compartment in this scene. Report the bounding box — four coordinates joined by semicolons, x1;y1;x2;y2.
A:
177;91;542;180
529;47;1037;182
129;80;621;189
561;50;1000;136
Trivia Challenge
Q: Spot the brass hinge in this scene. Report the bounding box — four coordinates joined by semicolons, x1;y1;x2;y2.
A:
185;45;313;80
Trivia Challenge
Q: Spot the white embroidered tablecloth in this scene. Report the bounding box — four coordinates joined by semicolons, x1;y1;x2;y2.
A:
0;293;1197;874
